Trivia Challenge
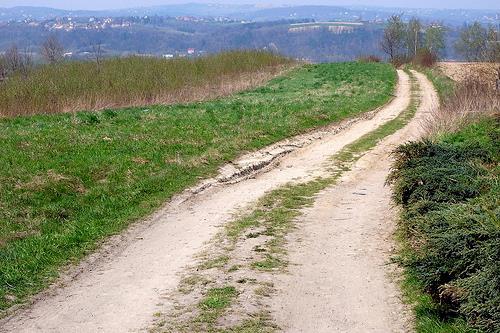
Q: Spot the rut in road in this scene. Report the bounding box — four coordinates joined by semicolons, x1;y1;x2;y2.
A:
1;70;413;333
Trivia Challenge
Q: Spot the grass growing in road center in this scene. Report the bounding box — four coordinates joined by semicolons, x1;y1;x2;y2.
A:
0;62;395;312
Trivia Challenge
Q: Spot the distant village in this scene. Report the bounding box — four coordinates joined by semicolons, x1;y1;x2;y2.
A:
0;15;242;60
0;14;374;61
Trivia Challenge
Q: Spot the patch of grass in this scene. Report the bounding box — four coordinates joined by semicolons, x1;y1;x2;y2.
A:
400;272;475;333
178;275;211;294
0;62;396;311
199;255;230;270
417;66;455;102
198;286;238;326
251;256;284;271
389;117;499;333
220;312;278;333
254;284;274;298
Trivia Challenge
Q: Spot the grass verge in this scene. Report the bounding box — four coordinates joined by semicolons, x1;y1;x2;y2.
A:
415;65;455;102
0;62;396;312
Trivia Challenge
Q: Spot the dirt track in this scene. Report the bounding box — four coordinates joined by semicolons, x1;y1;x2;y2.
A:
270;71;438;332
0;69;438;332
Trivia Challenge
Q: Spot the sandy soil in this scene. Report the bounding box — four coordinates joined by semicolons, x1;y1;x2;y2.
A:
269;71;438;333
0;70;413;333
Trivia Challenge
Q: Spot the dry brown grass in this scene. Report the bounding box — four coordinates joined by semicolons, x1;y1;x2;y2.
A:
0;51;294;117
425;78;500;137
62;65;294;114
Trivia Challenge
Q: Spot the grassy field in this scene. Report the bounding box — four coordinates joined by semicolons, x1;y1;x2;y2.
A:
0;62;396;311
0;51;291;117
389;117;499;333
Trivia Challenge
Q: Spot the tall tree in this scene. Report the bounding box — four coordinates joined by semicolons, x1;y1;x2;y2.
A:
380;15;407;61
406;17;422;58
455;22;488;61
425;24;446;57
0;55;6;82
485;24;500;62
41;35;64;64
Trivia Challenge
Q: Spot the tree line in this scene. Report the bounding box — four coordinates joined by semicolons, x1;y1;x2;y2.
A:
381;15;499;65
0;36;106;81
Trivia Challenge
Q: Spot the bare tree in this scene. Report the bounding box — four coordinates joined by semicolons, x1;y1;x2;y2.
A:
4;44;32;76
380;15;407;62
485;25;500;63
91;42;103;71
4;44;22;72
406;17;423;58
41;35;64;64
0;55;7;82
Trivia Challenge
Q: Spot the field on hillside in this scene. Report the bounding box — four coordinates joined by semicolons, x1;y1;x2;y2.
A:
0;62;396;311
438;62;499;85
0;51;290;117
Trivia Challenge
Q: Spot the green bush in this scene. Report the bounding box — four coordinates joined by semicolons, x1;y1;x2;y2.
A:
389;117;500;332
388;140;493;206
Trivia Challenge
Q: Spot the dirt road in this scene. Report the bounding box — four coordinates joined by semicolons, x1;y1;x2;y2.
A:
0;70;436;332
270;71;438;332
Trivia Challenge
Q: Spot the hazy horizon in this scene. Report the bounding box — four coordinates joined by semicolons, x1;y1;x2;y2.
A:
1;0;499;11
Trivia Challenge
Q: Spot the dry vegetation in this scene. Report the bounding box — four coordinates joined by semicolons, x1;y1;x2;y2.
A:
425;78;500;136
0;51;293;117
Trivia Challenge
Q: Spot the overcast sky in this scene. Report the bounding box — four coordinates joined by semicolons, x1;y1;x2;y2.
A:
0;0;498;10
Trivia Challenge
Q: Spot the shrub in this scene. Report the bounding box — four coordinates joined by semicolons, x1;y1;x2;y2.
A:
412;48;437;68
389;117;500;332
388;140;493;206
357;55;382;63
391;55;411;68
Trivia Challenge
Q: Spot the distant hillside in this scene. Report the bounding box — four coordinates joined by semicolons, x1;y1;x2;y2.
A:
0;18;390;63
0;4;255;21
0;4;498;25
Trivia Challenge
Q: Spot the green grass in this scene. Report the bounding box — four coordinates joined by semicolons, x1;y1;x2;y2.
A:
0;61;396;312
198;286;238;326
417;66;455;102
400;273;476;333
198;255;230;270
0;51;291;117
389;117;499;333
